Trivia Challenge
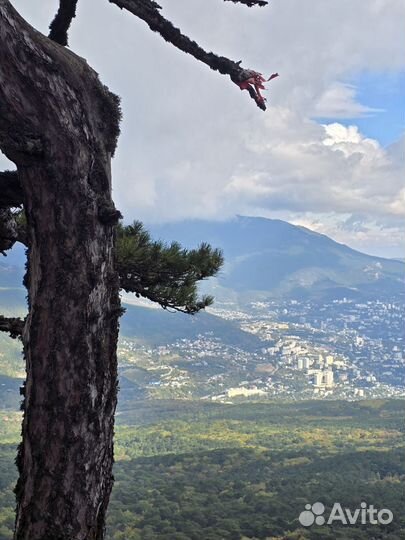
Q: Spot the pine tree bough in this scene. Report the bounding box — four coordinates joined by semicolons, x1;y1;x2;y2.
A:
116;222;224;314
0;315;24;338
108;0;277;110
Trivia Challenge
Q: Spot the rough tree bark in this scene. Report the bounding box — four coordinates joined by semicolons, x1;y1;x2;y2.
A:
0;2;121;538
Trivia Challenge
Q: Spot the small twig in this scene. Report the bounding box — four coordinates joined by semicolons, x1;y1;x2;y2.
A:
224;0;268;6
0;316;24;339
48;0;79;46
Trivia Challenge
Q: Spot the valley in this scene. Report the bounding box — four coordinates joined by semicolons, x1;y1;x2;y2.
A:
117;296;404;405
0;217;404;539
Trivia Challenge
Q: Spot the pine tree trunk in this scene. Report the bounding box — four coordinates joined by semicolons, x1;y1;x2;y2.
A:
0;2;122;538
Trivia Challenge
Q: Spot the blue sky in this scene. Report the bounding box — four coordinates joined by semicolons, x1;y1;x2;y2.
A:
327;71;405;147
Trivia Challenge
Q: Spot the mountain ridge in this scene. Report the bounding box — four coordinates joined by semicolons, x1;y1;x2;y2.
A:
146;215;404;303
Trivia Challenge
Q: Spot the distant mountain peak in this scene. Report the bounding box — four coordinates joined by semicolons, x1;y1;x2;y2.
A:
147;216;404;303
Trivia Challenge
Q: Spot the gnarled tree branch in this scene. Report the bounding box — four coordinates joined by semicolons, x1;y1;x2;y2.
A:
48;0;78;46
108;0;274;110
0;170;23;208
0;315;24;338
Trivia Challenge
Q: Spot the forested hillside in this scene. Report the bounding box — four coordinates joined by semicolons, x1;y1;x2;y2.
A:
0;400;403;539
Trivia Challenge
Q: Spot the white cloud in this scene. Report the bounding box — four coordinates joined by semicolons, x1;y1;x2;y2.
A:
222;114;404;218
289;213;405;258
313;83;383;119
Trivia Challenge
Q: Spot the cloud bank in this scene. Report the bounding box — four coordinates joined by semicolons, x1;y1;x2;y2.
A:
3;0;405;257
